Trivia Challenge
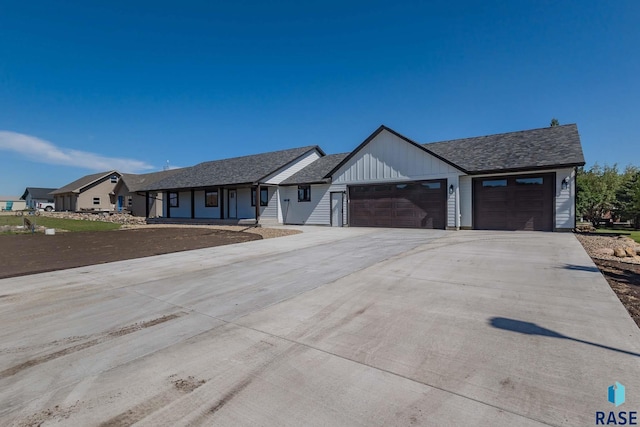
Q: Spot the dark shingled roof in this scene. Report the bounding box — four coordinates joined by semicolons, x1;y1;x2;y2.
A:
120;169;184;192
140;146;321;191
280;153;350;185
21;187;57;201
424;124;585;174
51;171;119;195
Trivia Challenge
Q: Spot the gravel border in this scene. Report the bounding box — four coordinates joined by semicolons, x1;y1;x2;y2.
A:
575;233;640;265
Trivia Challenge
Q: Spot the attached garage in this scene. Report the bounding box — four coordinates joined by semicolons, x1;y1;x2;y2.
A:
349;179;447;229
473;173;554;231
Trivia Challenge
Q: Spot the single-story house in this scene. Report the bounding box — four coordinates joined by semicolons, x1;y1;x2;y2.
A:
138;145;325;223
142;124;585;231
20;187;57;210
278;124;585;231
0;196;27;212
113;169;184;217
51;171;122;212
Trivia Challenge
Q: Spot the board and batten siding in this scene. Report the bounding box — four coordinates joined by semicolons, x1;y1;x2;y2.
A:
332;129;462;184
262;150;322;185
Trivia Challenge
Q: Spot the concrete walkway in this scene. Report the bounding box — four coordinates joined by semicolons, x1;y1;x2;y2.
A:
1;228;638;426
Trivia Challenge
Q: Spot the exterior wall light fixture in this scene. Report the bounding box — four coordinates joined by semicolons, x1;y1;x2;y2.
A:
449;184;455;195
561;177;569;190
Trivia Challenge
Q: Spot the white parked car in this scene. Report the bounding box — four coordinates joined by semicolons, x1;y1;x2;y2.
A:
36;202;55;212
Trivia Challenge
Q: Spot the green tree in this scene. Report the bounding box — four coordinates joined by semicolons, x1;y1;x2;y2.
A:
550;118;560;127
615;166;640;228
576;163;622;226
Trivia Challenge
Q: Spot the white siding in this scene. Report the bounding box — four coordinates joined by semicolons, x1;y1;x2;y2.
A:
167;191;191;218
194;190;221;218
329;184;348;226
280;184;332;225
260;187;278;219
555;168;576;229
333;129;462;184
446;176;459;228
459;176;472;228
262;150;322;185
236;188;254;218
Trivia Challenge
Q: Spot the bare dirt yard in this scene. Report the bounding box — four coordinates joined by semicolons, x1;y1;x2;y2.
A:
0;227;298;279
576;233;640;327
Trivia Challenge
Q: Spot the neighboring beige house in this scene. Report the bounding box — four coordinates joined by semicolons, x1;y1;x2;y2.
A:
113;169;183;217
51;171;121;212
0;196;27;211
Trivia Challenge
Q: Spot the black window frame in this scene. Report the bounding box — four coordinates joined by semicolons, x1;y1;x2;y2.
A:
169;192;179;208
298;185;311;202
205;190;219;207
93;197;100;205
251;187;269;207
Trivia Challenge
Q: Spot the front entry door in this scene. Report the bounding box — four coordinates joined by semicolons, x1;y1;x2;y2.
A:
331;192;343;227
117;195;124;212
228;190;237;218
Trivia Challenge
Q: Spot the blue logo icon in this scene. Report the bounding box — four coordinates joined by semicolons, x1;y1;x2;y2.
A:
609;382;626;407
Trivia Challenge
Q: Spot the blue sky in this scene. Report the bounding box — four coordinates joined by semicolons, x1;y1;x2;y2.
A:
1;1;638;196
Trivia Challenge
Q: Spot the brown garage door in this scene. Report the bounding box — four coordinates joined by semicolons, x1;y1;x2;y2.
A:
349;180;447;229
473;173;554;231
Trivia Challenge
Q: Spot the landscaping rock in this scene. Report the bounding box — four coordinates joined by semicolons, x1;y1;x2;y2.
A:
614;247;628;258
625;247;637;257
595;248;615;256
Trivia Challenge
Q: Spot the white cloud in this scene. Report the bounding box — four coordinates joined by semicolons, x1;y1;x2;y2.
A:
0;131;154;173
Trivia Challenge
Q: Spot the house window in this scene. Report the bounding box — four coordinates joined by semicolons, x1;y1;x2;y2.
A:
482;179;507;187
127;196;133;207
93;197;100;205
298;185;311;202
251;188;269;206
422;182;441;189
110;175;118;183
205;191;218;207
516;177;544;185
169;192;179;207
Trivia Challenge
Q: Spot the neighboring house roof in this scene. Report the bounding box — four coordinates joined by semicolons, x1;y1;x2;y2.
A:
119;169;184;193
51;171;120;195
20;187;57;201
424;124;585;174
141;146;323;191
280;153;350;185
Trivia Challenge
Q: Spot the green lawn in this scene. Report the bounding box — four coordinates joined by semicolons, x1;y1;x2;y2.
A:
0;216;121;232
595;228;640;243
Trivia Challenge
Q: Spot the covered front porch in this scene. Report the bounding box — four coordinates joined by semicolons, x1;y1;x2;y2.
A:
147;185;279;224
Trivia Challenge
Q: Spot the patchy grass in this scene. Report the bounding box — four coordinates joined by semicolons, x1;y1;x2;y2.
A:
595;228;640;244
0;216;121;232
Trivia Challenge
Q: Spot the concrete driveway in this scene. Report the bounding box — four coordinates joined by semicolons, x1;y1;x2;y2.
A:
1;228;639;426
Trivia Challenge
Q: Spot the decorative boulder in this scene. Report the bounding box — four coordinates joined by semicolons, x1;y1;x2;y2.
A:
613;247;628;258
595;248;615;256
625;247;636;257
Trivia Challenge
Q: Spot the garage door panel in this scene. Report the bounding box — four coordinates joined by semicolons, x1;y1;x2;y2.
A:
349;180;447;229
474;173;554;231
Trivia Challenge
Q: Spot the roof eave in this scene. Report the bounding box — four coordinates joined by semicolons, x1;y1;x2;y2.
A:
467;162;586;175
